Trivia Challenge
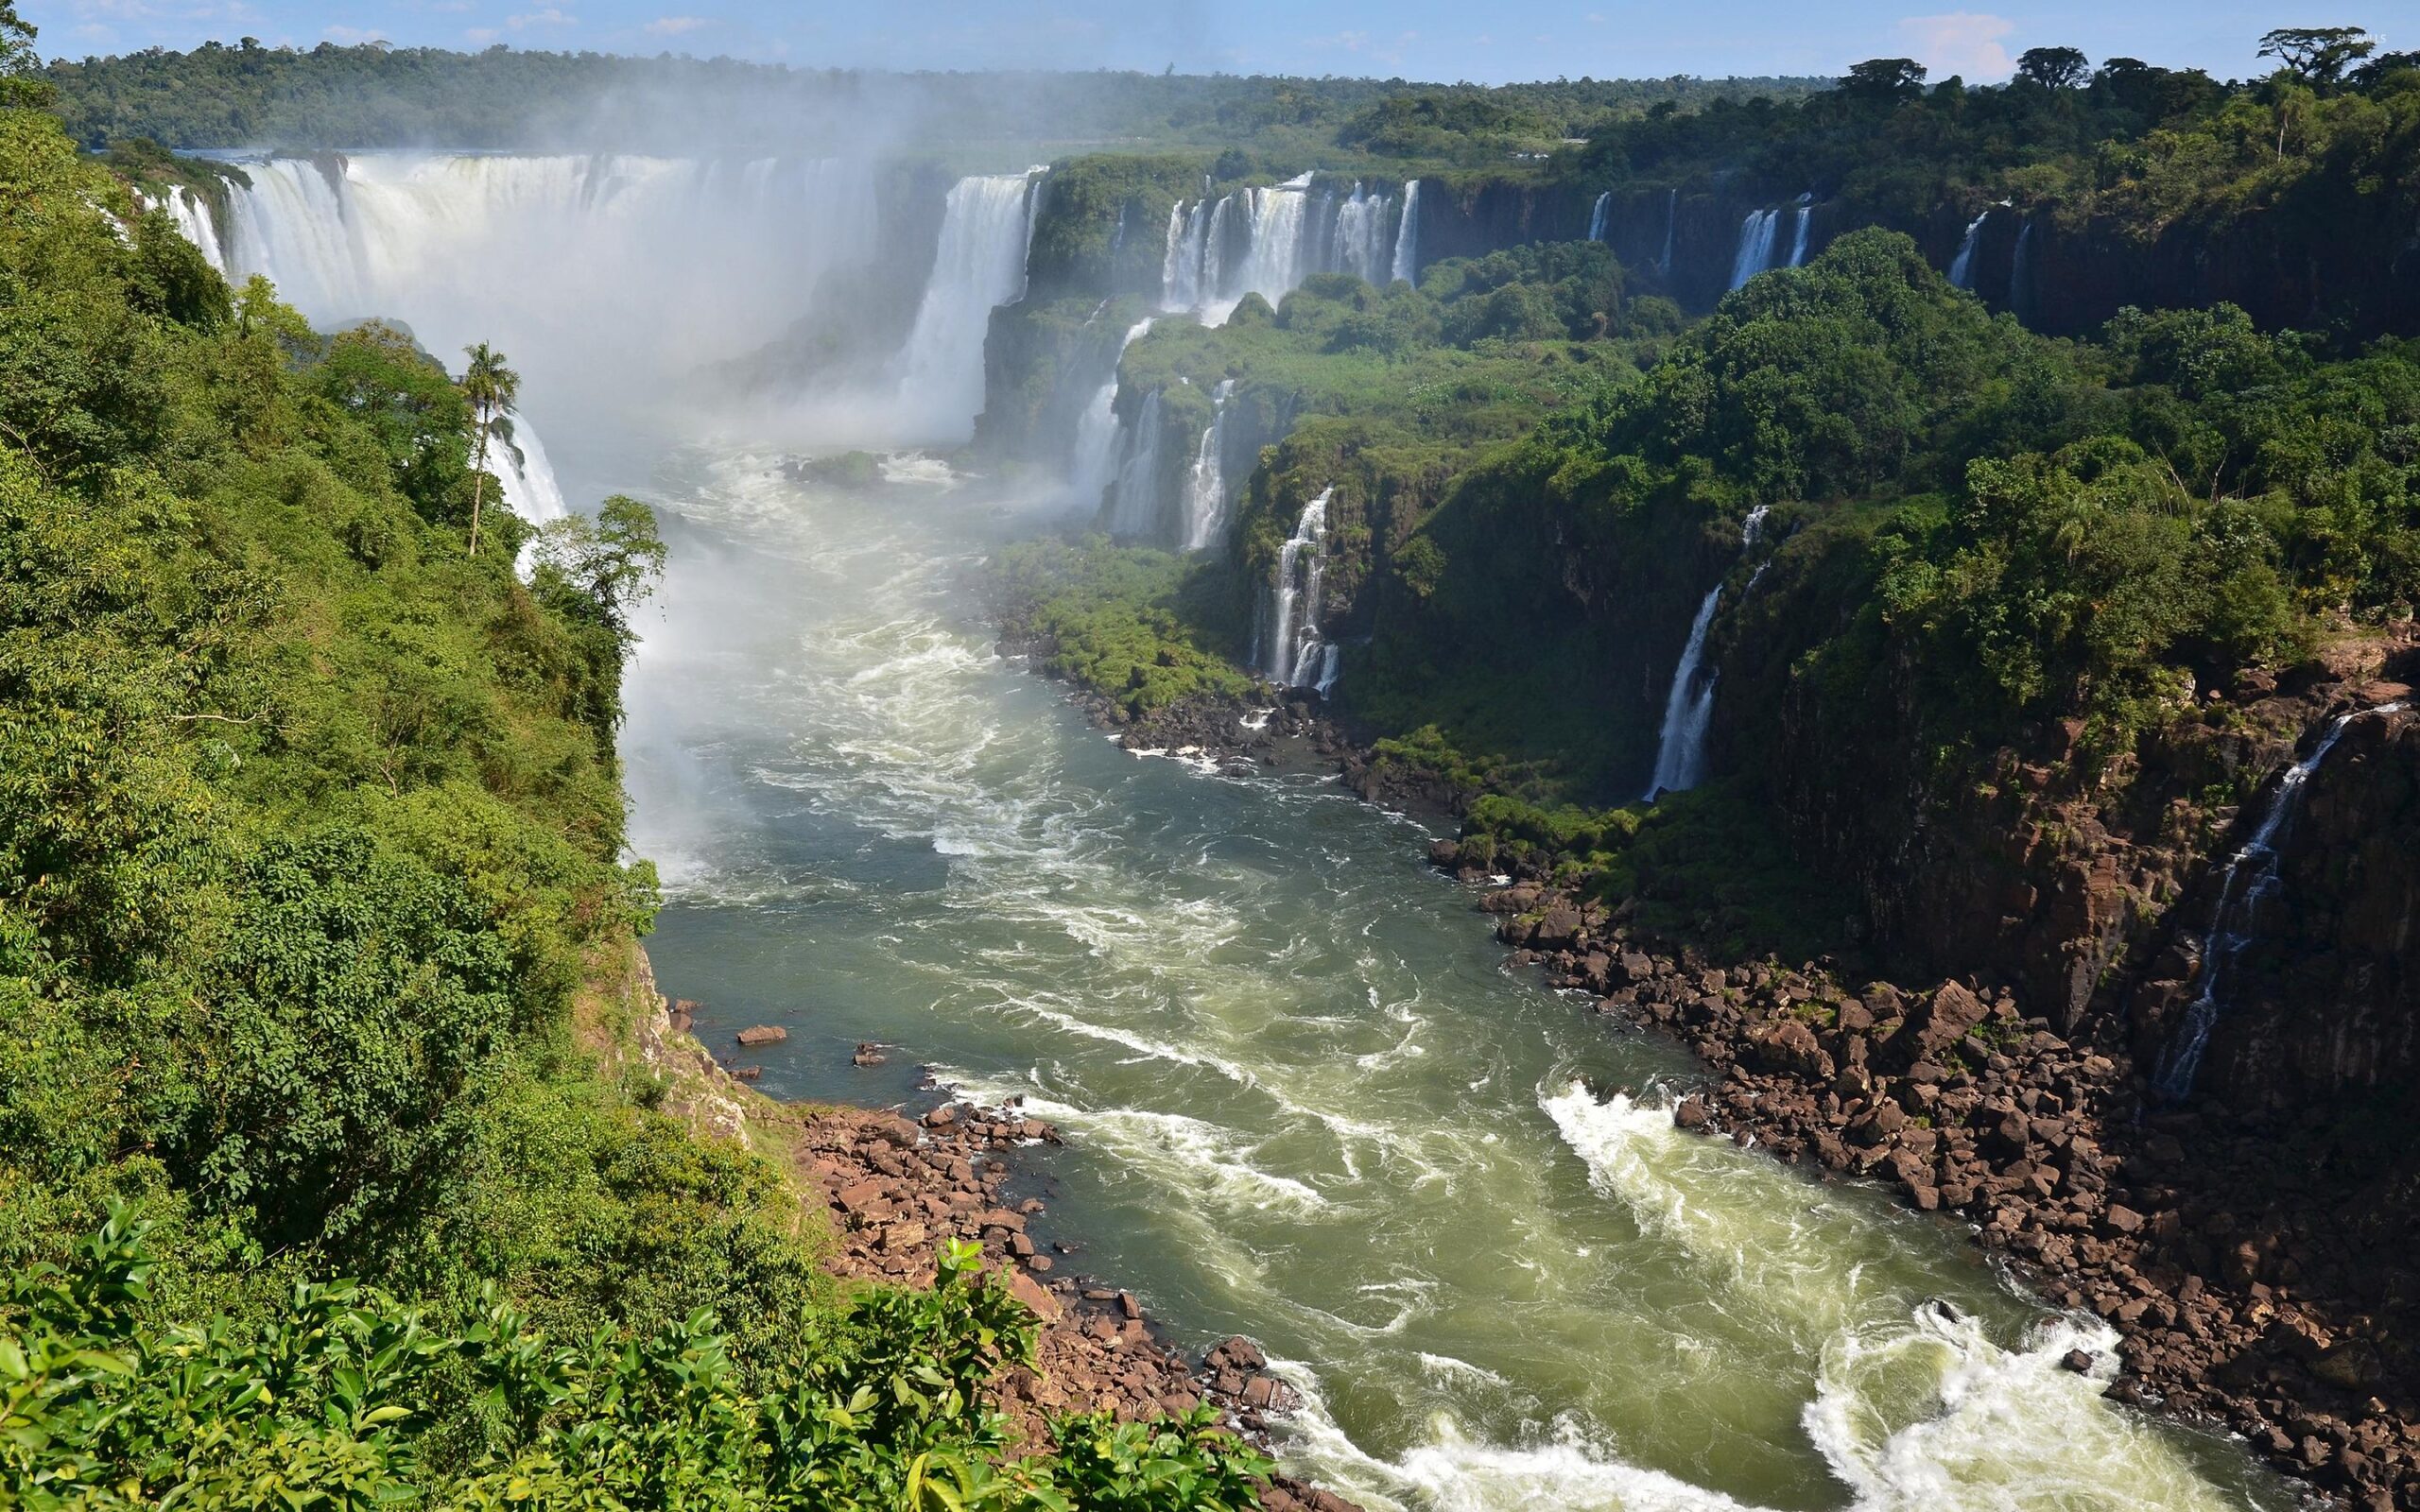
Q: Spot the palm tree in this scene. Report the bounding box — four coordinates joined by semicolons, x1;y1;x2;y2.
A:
459;342;520;557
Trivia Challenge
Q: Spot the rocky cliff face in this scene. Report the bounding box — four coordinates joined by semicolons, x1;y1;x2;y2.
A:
2137;694;2420;1109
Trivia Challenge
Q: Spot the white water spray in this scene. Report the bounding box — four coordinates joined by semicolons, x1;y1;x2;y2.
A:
1103;388;1166;538
1785;193;1814;267
1588;192;1612;244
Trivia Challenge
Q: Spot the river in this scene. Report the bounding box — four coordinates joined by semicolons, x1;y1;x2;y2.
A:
618;444;2289;1512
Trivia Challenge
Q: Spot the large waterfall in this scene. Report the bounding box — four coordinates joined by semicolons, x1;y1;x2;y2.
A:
1658;187;1677;275
1948;209;1992;290
1588;192;1612;244
1161;176;1403;323
1643;505;1771;799
213;155;878;377
1391;180;1421;285
1179;379;1238;551
893;169;1044;442
1261;488;1337;692
2152;702;2408;1100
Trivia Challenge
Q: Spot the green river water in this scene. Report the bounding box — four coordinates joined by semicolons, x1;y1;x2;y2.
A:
614;442;2292;1512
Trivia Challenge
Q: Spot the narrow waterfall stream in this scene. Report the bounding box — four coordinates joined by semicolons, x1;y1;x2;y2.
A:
177;154;2291;1512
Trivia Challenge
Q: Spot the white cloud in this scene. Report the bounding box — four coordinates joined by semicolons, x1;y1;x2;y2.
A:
645;15;709;36
322;24;386;43
506;6;578;29
1897;12;2017;81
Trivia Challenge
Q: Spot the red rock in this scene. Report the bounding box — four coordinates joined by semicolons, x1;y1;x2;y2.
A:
1006;1268;1061;1320
735;1025;787;1047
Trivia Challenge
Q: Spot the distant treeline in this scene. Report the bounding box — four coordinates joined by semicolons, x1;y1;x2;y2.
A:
40;40;1828;159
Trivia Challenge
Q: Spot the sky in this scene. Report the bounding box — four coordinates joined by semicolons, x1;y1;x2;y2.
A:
21;1;2388;85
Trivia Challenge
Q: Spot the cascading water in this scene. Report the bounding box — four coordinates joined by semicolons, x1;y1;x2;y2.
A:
1262;487;1335;689
1162;175;1398;323
1948;208;1992;290
1730;195;1814;290
488;413;569;526
2009;217;2036;318
149;186;226;272
1179;379;1237;551
1069;318;1156;510
1728;208;1782;291
1643;505;1771;799
893;169;1046;443
1326;184;1393;287
2152;702;2408;1100
1391;180;1421;285
1102;388;1165;538
1588;192;1612;243
1786;193;1814;266
1658;186;1677;276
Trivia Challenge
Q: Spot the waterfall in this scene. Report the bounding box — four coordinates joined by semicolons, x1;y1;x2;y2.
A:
1263;488;1335;689
1948;209;1991;289
2152;702;2408;1100
1179;379;1237;551
2009;217;2035;317
1658;187;1676;276
1785;193;1814;267
151;186;226;272
1391;180;1421;285
1327;183;1393;286
892;169;1045;443
1102;388;1164;538
1588;192;1612;244
1159;175;1401;312
488;413;568;525
1727;209;1782;291
1642;506;1772;799
204;150;892;433
1069;318;1155;510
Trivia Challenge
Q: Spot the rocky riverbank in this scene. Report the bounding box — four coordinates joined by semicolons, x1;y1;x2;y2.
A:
636;967;1358;1511
1459;870;2420;1511
1017;643;2420;1507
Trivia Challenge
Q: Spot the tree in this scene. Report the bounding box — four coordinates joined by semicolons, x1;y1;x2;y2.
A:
0;0;54;109
458;341;519;557
2257;26;2376;89
2015;46;2091;90
533;494;666;645
1841;58;1927;103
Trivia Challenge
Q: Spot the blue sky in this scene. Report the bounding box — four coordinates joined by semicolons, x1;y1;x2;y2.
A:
23;2;2386;84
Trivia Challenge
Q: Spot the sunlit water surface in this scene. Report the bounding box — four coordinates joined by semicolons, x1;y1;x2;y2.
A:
617;444;2290;1512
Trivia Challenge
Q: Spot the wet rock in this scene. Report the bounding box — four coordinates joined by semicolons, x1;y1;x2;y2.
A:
735;1024;787;1047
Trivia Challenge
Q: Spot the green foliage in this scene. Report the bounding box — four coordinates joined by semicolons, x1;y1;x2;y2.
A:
1;1217;1273;1510
994;539;1255;715
38;43;1826;160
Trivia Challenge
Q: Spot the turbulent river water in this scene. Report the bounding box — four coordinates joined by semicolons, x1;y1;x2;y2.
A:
616;447;2290;1512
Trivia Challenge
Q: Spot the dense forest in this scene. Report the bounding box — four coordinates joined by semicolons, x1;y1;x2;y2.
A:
0;8;1270;1503
39;40;1824;158
996;26;2420;954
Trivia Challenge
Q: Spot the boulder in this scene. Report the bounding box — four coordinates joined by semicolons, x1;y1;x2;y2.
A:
1882;982;1990;1070
735;1024;787;1047
1746;1018;1833;1080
